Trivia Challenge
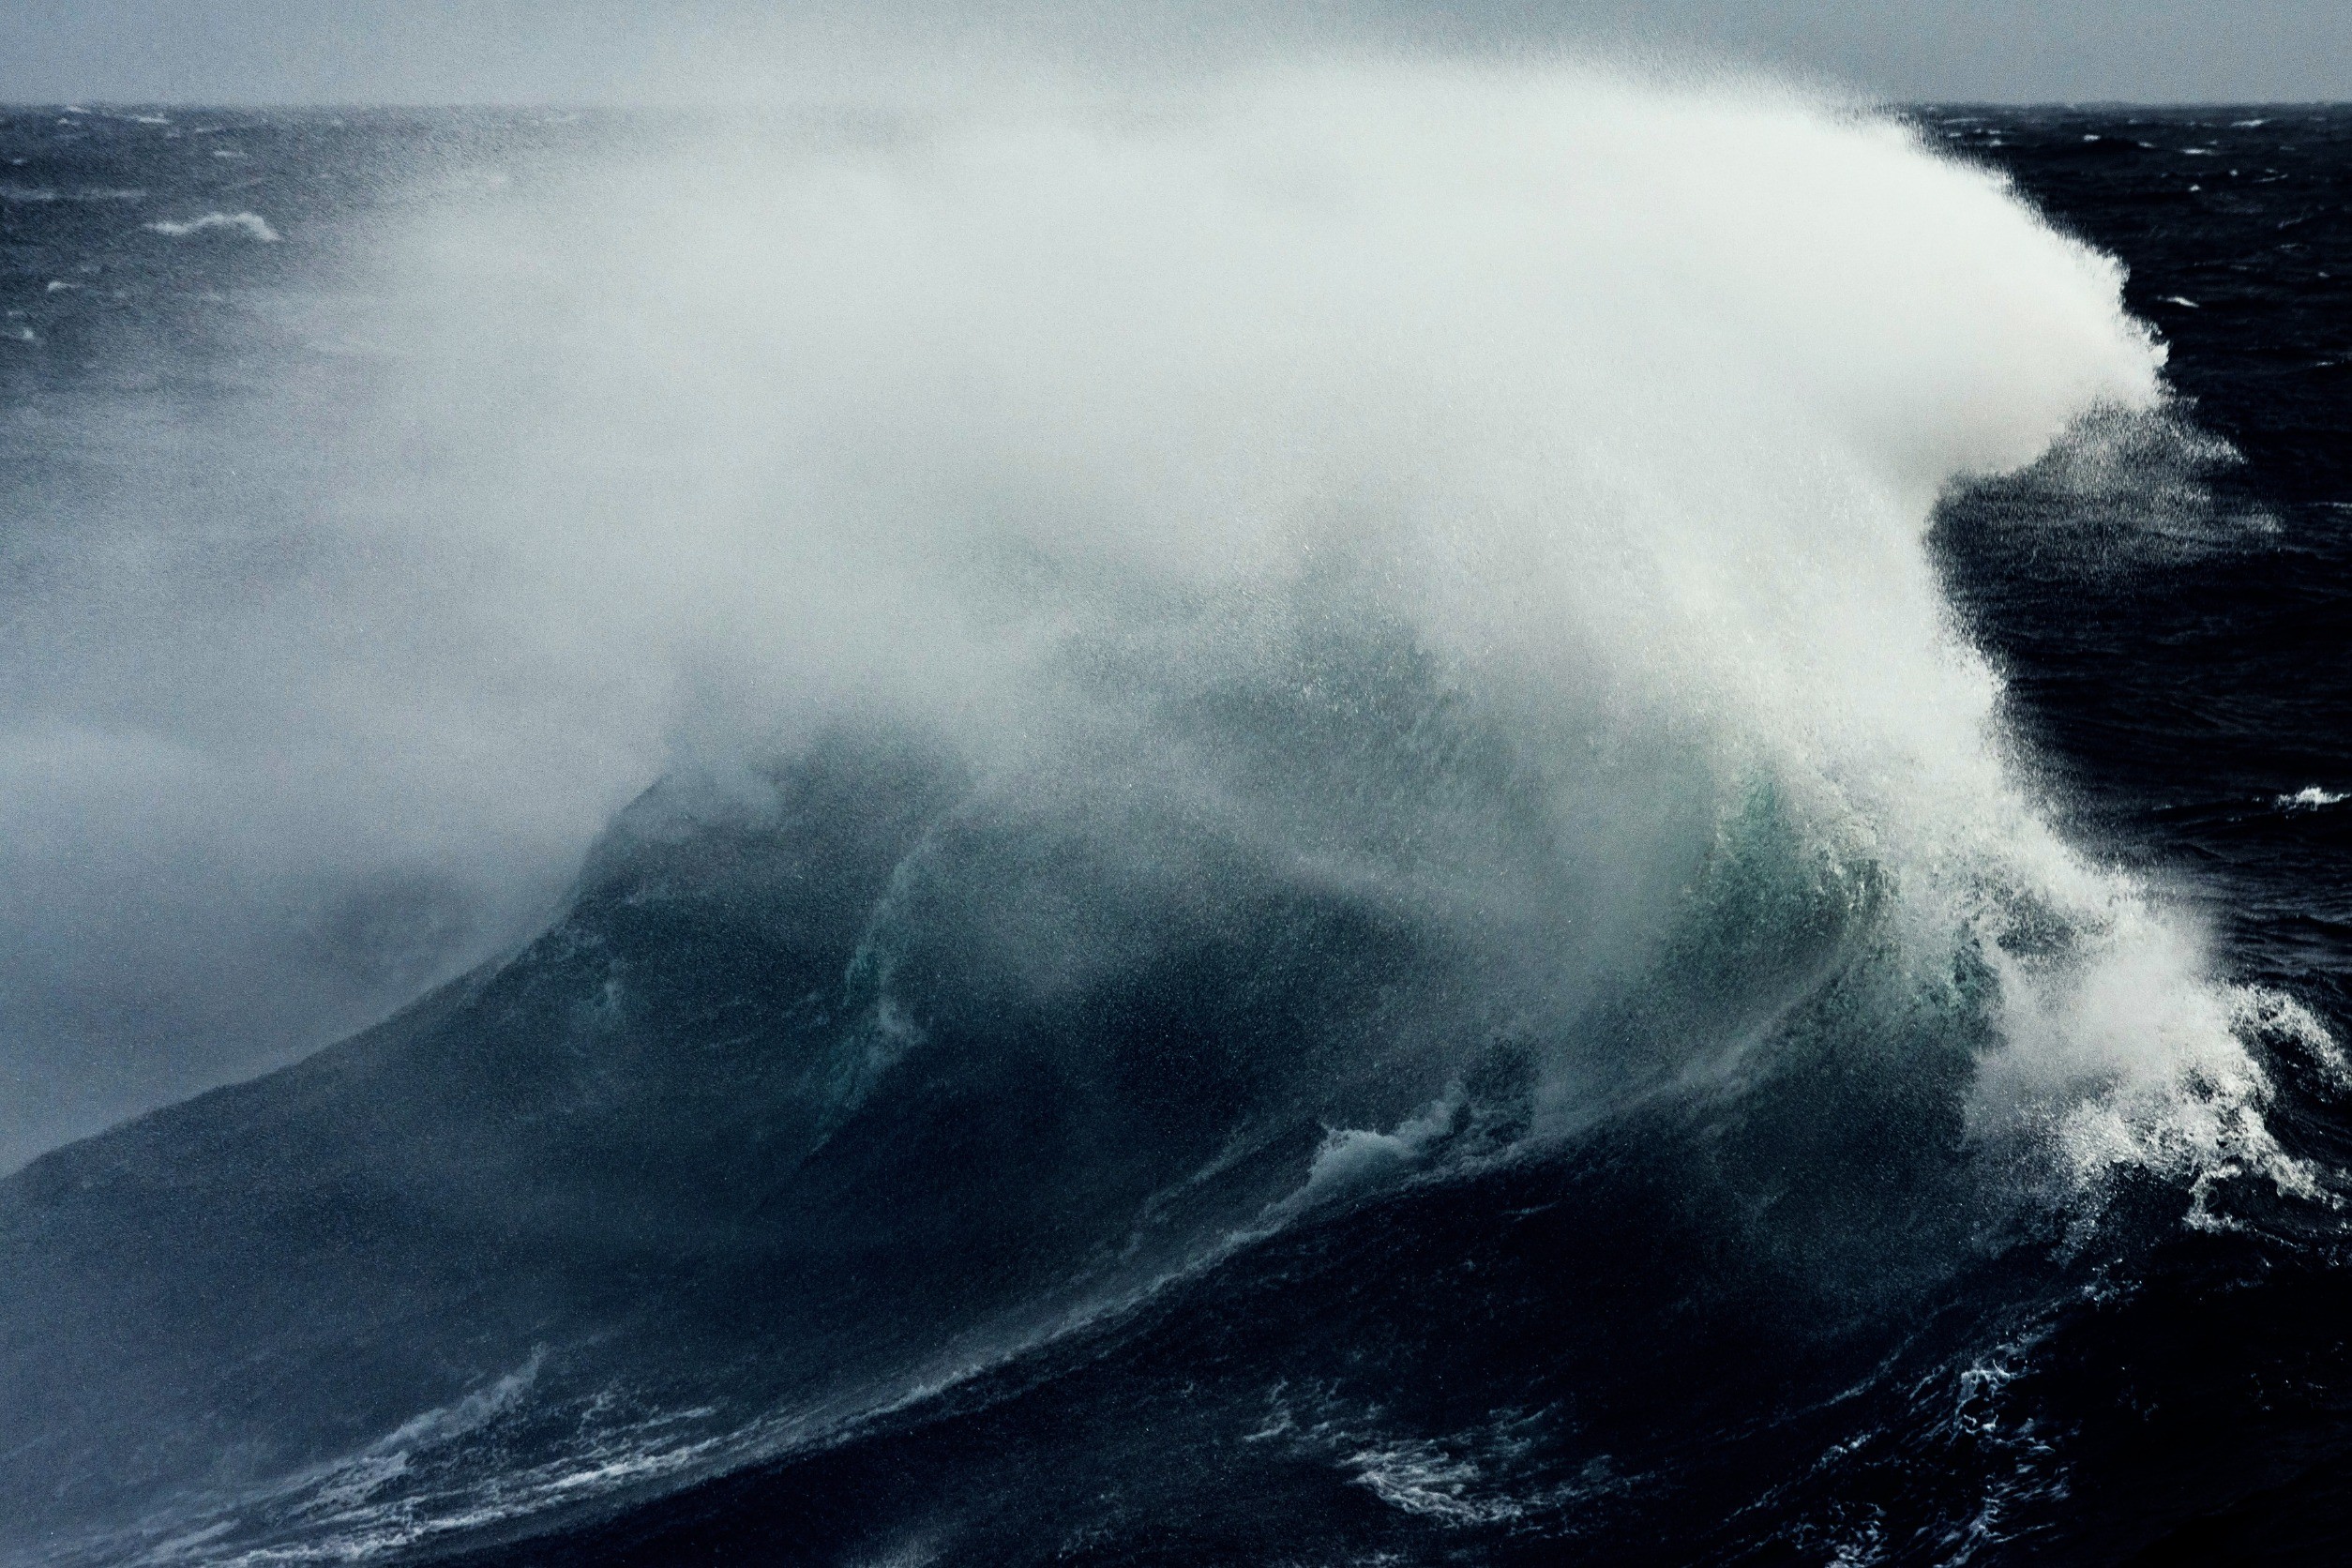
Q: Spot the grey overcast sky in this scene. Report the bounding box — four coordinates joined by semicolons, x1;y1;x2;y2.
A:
0;1;2345;105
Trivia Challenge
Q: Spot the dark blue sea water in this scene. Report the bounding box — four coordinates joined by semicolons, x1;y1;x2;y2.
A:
4;95;2351;1567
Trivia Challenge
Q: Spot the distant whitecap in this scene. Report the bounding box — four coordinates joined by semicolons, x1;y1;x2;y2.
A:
144;210;280;242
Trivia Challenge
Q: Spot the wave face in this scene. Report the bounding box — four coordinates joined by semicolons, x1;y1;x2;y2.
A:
0;75;2338;1568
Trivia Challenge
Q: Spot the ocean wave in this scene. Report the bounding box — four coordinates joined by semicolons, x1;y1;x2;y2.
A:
0;62;2318;1564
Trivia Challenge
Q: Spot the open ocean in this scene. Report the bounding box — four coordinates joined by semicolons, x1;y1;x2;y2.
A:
4;83;2351;1566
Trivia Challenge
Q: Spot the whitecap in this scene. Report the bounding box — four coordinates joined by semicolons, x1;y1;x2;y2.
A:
144;211;280;242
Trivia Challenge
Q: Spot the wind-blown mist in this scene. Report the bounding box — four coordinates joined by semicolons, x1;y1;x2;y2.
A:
1;64;2269;1176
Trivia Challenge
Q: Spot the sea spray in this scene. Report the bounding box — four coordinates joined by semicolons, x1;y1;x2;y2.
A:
345;64;2255;1168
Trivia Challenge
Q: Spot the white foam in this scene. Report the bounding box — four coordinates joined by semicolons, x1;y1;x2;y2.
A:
68;1356;750;1568
1348;1439;1528;1526
2279;785;2346;810
1275;1094;1463;1217
144;211;279;242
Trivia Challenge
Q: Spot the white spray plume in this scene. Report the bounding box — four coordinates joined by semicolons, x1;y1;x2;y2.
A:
5;59;2280;1188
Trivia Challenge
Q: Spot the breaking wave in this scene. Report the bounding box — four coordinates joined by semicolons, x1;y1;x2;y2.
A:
1;61;2326;1565
372;59;2273;1184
